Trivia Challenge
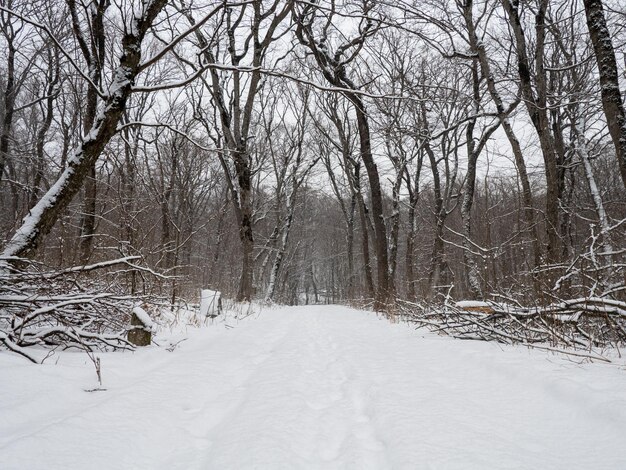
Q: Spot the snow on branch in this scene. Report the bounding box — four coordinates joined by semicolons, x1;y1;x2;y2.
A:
0;255;170;362
395;297;626;363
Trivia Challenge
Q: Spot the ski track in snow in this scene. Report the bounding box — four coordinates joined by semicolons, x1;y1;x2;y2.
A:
1;305;626;469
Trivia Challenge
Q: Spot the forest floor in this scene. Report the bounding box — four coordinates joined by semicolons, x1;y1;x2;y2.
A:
2;304;626;469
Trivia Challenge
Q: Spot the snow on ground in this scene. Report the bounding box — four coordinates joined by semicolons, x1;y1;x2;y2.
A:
1;305;626;470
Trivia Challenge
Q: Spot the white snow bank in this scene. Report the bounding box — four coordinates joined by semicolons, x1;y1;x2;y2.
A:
1;305;626;470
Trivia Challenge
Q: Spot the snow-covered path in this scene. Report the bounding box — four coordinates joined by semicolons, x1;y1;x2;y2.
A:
2;305;626;469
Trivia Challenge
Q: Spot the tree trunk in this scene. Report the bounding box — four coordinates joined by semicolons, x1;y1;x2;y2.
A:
351;99;390;309
234;148;254;302
583;0;626;190
346;193;356;299
67;0;109;264
424;138;447;296
429;216;446;294
460;149;482;299
573;122;614;276
0;38;16;184
265;191;296;303
387;165;403;297
405;202;417;300
502;0;562;264
184;1;288;302
355;183;374;299
459;57;483;299
121;124;137;294
404;152;423;300
1;0;167;260
79;165;97;262
31;49;59;207
78;82;100;263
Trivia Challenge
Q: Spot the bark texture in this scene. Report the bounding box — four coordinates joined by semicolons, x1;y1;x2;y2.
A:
583;0;626;191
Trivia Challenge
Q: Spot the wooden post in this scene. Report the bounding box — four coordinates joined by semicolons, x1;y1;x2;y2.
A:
128;306;153;346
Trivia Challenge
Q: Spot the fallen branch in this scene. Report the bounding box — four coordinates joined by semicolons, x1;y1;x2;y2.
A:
395;297;626;363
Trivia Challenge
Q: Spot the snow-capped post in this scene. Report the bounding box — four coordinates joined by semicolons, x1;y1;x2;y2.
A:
128;306;154;347
200;290;222;319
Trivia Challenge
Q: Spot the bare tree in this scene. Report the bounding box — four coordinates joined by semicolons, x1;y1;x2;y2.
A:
462;0;540;274
500;0;564;265
181;0;292;301
294;0;391;309
264;86;319;303
314;93;374;299
1;0;170;260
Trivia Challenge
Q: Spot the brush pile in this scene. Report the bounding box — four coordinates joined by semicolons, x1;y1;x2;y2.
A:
0;256;153;363
396;296;626;362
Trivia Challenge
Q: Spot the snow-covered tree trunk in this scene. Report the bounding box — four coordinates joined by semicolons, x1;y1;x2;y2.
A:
352;100;390;309
265;191;296;303
387;163;403;297
233;149;255;302
66;0;109;263
573;122;614;265
1;0;167;261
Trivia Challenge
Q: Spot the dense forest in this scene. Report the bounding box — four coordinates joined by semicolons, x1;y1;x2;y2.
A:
1;0;625;358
